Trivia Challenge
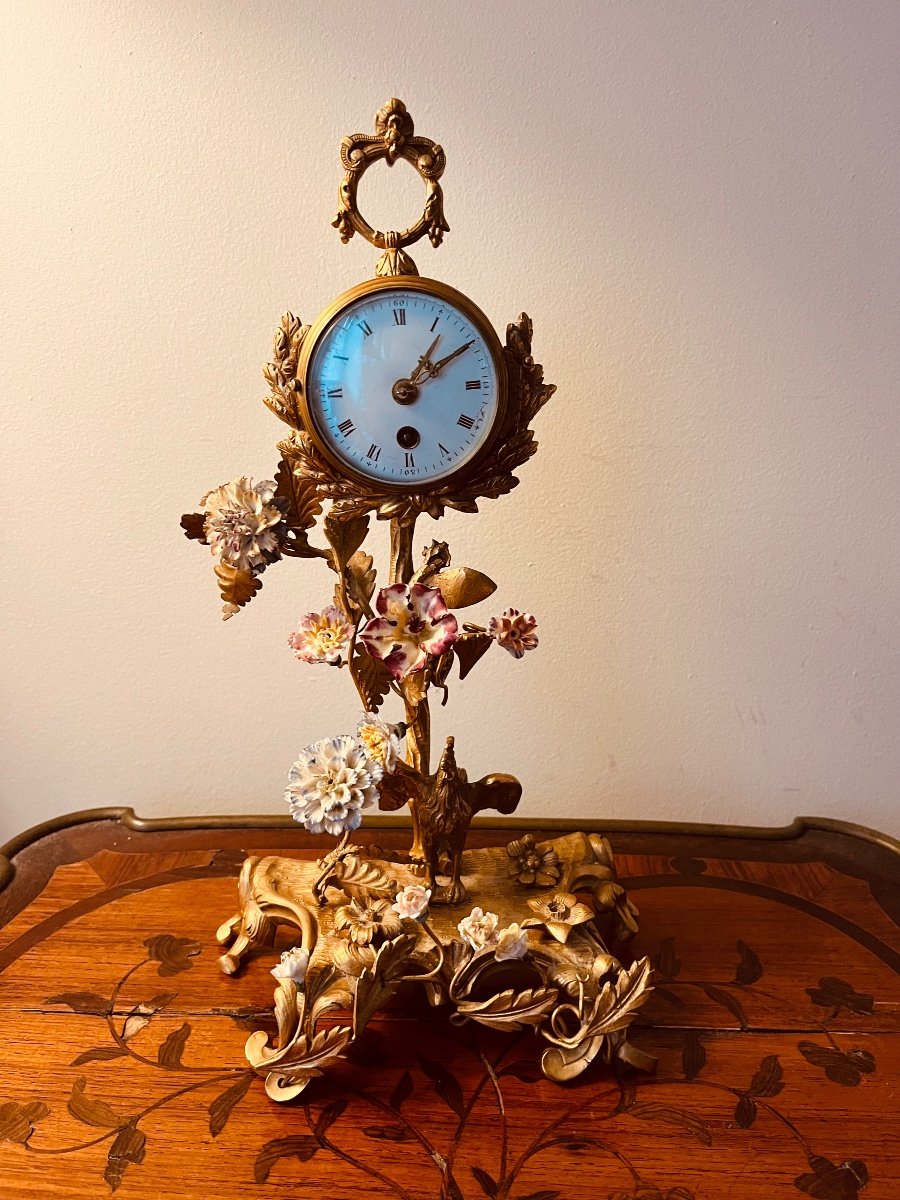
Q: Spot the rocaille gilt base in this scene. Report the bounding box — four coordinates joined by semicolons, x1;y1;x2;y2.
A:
216;831;654;1101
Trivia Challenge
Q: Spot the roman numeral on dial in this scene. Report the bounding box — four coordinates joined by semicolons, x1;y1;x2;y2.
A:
457;414;475;429
366;443;381;461
359;320;372;337
327;387;342;398
438;443;451;457
337;418;354;436
404;451;415;467
393;309;406;326
465;379;482;390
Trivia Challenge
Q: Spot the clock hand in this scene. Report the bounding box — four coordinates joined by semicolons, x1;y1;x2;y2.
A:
419;339;475;380
408;335;441;383
392;335;441;405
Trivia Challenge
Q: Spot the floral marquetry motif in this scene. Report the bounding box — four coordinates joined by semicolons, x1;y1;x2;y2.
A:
0;815;897;1198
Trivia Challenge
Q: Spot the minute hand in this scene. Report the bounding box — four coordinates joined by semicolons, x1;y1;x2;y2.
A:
421;339;474;380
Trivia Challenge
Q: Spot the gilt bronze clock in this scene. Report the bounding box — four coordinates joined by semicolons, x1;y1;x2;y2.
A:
183;99;652;1103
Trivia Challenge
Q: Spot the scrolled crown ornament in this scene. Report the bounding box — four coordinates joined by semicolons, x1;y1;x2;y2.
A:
183;99;652;1102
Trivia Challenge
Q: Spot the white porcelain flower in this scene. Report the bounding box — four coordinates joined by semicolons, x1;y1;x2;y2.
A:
494;923;529;962
359;584;458;680
356;713;403;773
288;606;354;665
488;608;539;658
391;885;432;922
270;946;309;983
457;906;500;950
201;476;286;573
285;736;383;837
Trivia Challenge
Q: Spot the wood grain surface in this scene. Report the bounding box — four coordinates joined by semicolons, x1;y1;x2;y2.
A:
0;814;896;1199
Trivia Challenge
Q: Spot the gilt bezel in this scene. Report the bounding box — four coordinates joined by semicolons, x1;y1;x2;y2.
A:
296;276;509;493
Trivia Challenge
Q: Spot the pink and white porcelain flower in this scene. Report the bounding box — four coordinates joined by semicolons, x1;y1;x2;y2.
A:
359;584;458;680
391;885;431;922
201;476;286;573
488;608;539;658
288;606;354;665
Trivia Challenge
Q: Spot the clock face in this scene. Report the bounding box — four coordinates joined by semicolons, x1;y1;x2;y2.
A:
305;285;501;485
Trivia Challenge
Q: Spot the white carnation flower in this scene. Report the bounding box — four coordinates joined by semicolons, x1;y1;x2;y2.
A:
270;946;309;983
457;906;500;950
494;923;529;962
285;735;383;837
391;885;431;922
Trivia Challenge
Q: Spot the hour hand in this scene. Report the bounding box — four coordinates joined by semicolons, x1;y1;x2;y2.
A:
409;335;441;383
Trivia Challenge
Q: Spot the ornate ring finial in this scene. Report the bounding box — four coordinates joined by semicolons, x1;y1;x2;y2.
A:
331;99;449;276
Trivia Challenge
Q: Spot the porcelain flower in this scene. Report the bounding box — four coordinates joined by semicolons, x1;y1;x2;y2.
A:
488;608;538;658
356;713;404;773
360;583;458;680
494;922;529;962
334;896;403;946
457;906;500;950
201;476;286;573
391;885;431;922
285;735;382;837
523;892;595;944
270;946;310;984
288;606;354;665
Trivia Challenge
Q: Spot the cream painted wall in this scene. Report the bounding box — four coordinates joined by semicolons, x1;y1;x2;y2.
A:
1;1;898;844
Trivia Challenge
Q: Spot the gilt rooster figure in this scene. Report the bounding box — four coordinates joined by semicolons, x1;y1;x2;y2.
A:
379;736;522;903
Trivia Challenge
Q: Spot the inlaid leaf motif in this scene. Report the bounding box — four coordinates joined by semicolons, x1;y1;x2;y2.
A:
700;984;748;1029
418;1054;466;1119
314;1098;347;1139
627;1102;712;1146
70;1047;129;1067
682;1030;706;1080
653;936;681;980
208;1074;254;1137
121;1014;151;1043
734;1092;757;1128
180;512;206;541
104;1123;146;1193
0;1100;50;1145
253;1134;319;1183
653;985;685;1009
454;632;493;680
45;991;109;1015
748;1054;784;1098
734;939;763;984
68;1077;129;1128
427;567;497;608
471;1165;499;1197
214;561;262;619
389;1069;414;1111
794;1154;868;1199
797;1042;876;1087
362;1124;415;1141
157;1023;191;1068
143;934;201;976
499;1058;544;1084
806;978;874;1018
516;1192;562;1200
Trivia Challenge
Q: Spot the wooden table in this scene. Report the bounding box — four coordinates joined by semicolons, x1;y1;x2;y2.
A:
0;811;897;1199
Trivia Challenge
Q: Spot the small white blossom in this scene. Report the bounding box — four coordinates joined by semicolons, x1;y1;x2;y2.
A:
457;906;500;950
391;885;431;922
356;713;404;774
270;946;309;983
494;923;529;962
285;736;382;837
